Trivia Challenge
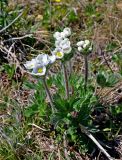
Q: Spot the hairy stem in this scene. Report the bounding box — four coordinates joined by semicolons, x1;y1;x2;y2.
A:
79;124;113;160
42;77;54;113
84;55;88;92
68;60;74;95
62;63;69;99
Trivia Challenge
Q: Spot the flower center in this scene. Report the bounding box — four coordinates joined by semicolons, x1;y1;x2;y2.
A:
56;52;62;57
55;0;61;2
38;68;43;73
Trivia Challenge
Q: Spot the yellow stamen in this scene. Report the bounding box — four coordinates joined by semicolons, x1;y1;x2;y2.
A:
55;0;61;2
38;68;43;73
56;52;63;57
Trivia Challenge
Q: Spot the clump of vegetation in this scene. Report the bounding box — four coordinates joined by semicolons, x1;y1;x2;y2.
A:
0;0;122;159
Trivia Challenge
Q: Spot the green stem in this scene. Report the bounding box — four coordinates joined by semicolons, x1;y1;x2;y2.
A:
42;77;54;113
62;63;69;99
84;55;88;92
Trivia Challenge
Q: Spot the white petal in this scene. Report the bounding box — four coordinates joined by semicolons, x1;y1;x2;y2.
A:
55;40;61;47
78;46;83;52
83;43;88;48
49;55;56;64
61;32;66;38
63;28;71;37
53;32;60;39
63;47;72;54
53;31;64;40
84;40;90;45
76;41;84;47
24;58;36;70
59;38;71;49
36;54;50;66
89;47;92;51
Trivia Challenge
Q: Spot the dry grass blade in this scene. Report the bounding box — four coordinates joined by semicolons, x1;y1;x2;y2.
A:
79;124;113;160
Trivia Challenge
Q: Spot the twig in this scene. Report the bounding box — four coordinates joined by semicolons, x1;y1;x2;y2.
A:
101;51;114;73
28;123;49;132
58;148;61;160
63;131;70;160
0;11;23;33
97;151;102;160
79;124;113;160
3;34;33;43
0;44;25;74
73;151;83;160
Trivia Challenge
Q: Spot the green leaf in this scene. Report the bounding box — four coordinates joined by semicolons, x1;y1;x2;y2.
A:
3;64;15;79
106;73;121;87
24;104;38;117
24;81;36;89
68;10;78;22
106;42;118;52
97;73;106;87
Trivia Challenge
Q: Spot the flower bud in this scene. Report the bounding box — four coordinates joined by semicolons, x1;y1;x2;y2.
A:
77;41;84;47
78;46;83;52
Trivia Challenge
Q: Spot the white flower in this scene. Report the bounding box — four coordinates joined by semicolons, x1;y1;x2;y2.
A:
61;38;71;54
59;38;72;54
49;55;56;64
61;32;66;38
55;38;72;54
76;41;85;47
36;54;50;66
84;40;90;46
53;32;64;40
88;47;92;51
53;32;60;39
24;58;36;70
77;39;92;53
60;38;71;49
32;65;46;76
63;28;71;37
78;46;83;52
52;48;64;59
55;38;70;48
83;43;88;49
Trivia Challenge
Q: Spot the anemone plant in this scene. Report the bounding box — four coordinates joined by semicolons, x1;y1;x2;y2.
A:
24;28;114;160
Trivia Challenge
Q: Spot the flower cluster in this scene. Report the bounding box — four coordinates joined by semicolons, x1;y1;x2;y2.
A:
76;40;92;53
24;54;56;76
24;28;72;76
52;28;72;59
24;29;93;77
